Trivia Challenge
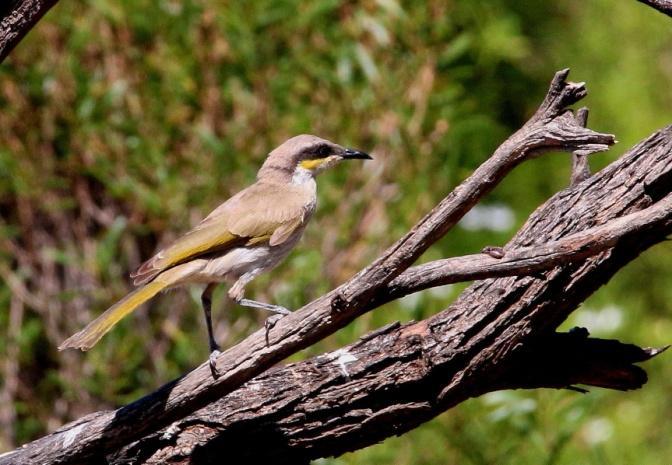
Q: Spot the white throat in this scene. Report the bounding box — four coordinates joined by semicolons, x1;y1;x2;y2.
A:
292;166;316;185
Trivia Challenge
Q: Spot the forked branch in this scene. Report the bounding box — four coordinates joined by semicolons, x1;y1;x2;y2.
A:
0;0;669;462
108;125;672;464
0;71;633;465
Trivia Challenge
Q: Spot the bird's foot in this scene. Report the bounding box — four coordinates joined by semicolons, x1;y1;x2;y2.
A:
265;313;285;331
209;349;222;379
271;305;291;315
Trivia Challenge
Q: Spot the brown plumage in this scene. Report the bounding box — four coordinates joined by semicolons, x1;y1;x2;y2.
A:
59;135;371;374
130;182;314;285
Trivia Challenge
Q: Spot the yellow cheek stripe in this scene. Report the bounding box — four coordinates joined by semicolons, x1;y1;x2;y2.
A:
300;158;328;170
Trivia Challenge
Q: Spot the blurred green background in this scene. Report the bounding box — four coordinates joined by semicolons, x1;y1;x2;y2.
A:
0;0;671;463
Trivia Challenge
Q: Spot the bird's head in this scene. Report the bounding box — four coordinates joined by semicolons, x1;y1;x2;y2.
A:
258;134;372;182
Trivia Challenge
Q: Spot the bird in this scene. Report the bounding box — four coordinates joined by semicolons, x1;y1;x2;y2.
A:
58;135;371;373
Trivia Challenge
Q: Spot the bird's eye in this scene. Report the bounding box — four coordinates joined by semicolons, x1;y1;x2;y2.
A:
314;144;332;157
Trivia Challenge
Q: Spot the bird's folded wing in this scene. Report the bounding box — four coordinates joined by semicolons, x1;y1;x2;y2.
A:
130;227;245;285
130;182;313;285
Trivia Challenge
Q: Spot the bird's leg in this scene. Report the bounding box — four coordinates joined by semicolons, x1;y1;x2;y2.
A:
201;283;221;352
237;298;291;315
228;274;291;315
228;276;291;342
201;283;221;377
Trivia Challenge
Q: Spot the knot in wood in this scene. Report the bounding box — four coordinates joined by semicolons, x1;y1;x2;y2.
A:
330;293;349;313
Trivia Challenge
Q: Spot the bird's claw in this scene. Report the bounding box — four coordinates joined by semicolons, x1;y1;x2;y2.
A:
274;305;291;315
209;349;222;378
264;314;286;345
265;313;285;331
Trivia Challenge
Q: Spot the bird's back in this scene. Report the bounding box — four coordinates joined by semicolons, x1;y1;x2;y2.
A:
131;180;316;285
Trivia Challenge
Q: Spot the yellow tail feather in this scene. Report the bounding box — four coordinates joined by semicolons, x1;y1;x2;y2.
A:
58;280;168;351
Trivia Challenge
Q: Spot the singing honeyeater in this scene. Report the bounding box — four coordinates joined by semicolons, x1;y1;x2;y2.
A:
59;135;371;370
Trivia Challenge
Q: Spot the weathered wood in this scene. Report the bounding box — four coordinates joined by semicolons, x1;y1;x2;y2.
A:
387;188;672;299
107;126;672;464
0;0;59;63
571;107;591;185
0;70;617;465
110;336;664;465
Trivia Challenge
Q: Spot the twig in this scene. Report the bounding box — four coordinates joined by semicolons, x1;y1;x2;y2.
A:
386;188;672;300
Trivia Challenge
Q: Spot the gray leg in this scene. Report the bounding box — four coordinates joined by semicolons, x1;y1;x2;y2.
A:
228;272;292;316
228;273;292;343
201;283;221;377
238;298;291;315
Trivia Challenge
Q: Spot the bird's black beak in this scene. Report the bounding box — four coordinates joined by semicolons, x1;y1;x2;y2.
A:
342;148;372;160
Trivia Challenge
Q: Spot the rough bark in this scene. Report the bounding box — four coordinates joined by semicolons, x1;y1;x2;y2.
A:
111;336;663;465
0;0;59;63
0;69;618;465
0;1;669;463
105;125;672;464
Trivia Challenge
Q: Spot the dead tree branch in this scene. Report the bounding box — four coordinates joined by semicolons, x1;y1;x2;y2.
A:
0;69;617;465
0;0;59;63
110;334;665;465
387;189;672;299
0;0;668;461
105;125;672;465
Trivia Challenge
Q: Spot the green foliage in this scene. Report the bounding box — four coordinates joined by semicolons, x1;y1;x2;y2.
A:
0;0;671;462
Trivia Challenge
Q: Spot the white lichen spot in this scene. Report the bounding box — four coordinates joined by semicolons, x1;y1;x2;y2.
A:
62;423;85;448
327;348;358;378
161;422;182;440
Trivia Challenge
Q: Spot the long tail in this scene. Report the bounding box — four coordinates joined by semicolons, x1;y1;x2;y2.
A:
58;280;170;351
